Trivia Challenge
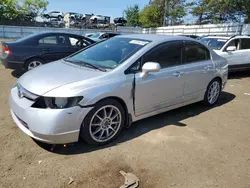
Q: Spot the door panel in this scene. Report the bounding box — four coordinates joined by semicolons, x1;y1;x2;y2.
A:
38;35;71;62
219;51;243;66
182;41;215;101
134;41;185;116
221;39;243;66
183;60;214;100
135;65;186;116
239;38;250;65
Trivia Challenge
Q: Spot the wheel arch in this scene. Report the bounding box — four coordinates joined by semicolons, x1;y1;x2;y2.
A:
212;76;222;85
206;76;222;91
24;56;46;69
85;96;132;128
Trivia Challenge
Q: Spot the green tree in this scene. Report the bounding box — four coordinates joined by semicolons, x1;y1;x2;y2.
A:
150;0;186;26
124;4;140;27
0;0;19;20
190;0;250;24
21;0;48;20
0;0;48;23
139;5;161;27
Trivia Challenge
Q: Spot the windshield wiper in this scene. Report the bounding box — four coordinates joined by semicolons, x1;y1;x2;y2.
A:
77;61;106;72
64;58;106;72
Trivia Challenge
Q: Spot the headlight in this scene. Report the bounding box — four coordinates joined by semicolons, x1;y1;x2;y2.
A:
32;96;83;109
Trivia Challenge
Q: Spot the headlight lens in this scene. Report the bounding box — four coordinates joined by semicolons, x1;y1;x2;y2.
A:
32;96;83;109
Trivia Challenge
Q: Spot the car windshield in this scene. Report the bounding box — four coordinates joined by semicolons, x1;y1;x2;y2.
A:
90;33;102;38
200;37;228;50
67;37;151;70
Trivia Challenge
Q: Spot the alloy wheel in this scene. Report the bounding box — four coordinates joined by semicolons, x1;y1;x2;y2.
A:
28;61;43;70
89;105;122;143
208;81;220;104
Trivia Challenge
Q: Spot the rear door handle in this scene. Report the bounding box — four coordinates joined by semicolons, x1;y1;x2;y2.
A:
173;71;183;77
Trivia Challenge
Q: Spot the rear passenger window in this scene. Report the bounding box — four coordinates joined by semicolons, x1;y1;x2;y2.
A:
240;39;250;50
143;43;182;69
184;42;210;63
39;36;57;45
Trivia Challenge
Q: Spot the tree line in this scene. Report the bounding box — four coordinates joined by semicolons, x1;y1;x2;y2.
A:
125;0;250;27
0;0;48;25
1;0;250;27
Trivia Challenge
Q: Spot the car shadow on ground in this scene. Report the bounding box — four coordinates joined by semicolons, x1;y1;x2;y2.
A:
34;91;236;155
11;70;25;78
228;71;250;79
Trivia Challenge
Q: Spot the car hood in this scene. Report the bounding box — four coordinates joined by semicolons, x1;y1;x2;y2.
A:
18;60;105;96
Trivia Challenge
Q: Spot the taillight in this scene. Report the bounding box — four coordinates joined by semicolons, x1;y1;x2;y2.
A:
3;45;12;55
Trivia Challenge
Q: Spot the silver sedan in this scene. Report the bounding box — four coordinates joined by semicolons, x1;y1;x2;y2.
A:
9;34;228;145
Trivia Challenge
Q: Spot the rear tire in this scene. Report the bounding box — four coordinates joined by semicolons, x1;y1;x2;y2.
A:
203;78;221;106
25;58;44;71
80;99;125;145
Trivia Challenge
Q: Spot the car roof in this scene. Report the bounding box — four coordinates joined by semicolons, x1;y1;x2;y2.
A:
117;34;194;42
202;36;231;39
16;32;95;44
202;35;250;39
35;32;80;36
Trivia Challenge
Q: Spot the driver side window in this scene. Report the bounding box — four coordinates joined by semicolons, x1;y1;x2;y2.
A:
143;42;182;69
226;39;240;50
69;37;89;48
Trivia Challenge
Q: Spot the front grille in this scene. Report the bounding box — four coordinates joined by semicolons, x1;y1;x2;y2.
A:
15;113;29;129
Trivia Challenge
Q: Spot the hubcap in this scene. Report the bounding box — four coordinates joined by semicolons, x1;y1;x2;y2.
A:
208;81;220;104
28;61;43;70
89;105;122;143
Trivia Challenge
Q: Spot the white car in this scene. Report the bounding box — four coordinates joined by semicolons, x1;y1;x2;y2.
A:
200;35;250;71
44;11;64;19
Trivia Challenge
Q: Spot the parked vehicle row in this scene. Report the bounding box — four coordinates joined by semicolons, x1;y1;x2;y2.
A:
7;34;228;145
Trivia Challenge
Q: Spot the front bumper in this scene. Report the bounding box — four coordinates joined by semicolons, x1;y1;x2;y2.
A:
9;87;93;144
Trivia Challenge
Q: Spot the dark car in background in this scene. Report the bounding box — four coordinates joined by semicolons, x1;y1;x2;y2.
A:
1;32;95;71
114;17;127;26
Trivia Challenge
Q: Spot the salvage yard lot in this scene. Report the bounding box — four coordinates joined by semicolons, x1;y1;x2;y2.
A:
0;64;250;188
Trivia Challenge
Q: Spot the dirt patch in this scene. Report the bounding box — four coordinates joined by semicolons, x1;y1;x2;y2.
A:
0;66;250;188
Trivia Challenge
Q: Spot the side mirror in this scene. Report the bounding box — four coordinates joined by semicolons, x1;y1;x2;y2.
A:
141;62;161;78
226;46;236;52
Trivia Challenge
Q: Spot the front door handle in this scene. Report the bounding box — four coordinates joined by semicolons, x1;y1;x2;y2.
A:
173;71;183;77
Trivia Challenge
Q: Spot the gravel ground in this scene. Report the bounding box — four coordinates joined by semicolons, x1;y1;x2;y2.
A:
0;63;250;188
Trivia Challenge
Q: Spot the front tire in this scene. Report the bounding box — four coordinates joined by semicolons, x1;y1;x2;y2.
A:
203;78;221;106
80;99;125;145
